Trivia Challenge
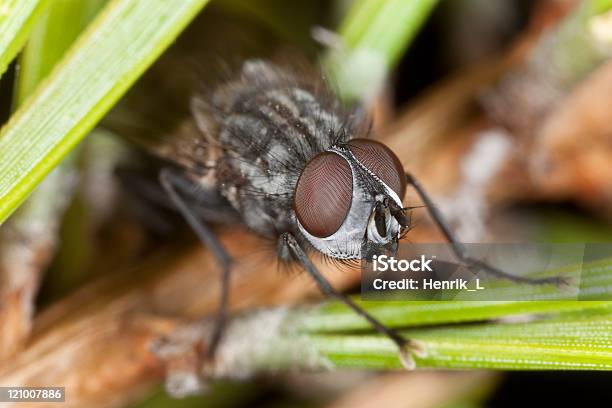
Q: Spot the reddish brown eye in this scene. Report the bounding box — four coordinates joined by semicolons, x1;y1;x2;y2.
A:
348;139;406;200
294;152;353;238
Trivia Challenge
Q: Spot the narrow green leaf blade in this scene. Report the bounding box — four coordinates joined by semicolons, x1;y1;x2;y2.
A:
311;311;612;370
302;300;612;333
209;305;612;371
301;256;612;331
15;0;108;104
325;0;438;101
0;0;48;78
0;0;109;274
0;0;211;224
338;0;438;67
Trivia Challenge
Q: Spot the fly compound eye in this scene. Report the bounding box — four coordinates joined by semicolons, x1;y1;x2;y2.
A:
348;139;407;200
294;152;353;238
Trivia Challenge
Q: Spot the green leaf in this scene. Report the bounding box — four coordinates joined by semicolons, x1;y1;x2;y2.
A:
303;258;612;332
310;309;612;370
0;0;109;293
301;299;612;333
285;253;612;370
0;0;211;225
0;0;48;78
595;0;612;13
338;0;438;66
212;302;612;371
15;0;108;104
324;0;439;101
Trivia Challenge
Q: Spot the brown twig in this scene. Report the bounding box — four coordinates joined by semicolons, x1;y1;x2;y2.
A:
0;229;358;407
0;166;76;360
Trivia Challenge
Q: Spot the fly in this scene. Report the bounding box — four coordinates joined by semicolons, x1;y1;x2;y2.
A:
122;60;565;370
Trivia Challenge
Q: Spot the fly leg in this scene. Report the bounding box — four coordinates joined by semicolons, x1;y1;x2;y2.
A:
280;232;426;369
405;172;567;286
159;167;232;362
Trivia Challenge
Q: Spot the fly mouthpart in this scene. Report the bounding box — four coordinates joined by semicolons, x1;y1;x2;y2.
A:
385;196;410;228
374;201;387;237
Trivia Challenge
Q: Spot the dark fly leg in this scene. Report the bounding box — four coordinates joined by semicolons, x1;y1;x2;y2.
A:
118;166;239;235
116;166;180;234
159;167;233;360
280;232;426;369
404;172;567;286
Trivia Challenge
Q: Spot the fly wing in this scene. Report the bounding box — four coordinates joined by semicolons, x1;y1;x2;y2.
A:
102;6;288;176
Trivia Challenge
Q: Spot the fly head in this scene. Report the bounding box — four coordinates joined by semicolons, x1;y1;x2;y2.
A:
293;138;409;261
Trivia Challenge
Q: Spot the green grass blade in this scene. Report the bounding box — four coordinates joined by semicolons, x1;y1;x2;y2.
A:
0;0;211;224
0;0;48;78
595;0;612;14
338;0;438;66
301;300;612;333
213;304;612;371
302;257;612;332
15;0;108;104
0;0;109;272
325;0;438;101
310;310;612;370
